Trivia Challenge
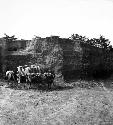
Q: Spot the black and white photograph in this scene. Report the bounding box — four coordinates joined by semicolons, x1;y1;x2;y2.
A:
0;0;113;124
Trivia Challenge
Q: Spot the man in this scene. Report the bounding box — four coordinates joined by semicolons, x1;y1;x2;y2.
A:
37;65;41;73
17;66;26;84
46;72;55;89
30;65;38;73
35;72;42;86
43;70;55;89
24;65;31;83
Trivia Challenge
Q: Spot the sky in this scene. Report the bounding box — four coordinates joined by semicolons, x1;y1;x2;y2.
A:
0;0;113;44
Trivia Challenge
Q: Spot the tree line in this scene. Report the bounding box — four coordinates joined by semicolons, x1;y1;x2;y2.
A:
70;34;112;51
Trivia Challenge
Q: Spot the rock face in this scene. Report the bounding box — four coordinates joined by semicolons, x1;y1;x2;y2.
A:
27;36;105;81
25;36;84;81
0;38;31;76
0;36;107;81
28;36;64;74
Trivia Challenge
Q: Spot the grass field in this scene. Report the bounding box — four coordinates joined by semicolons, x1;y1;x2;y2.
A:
0;80;113;125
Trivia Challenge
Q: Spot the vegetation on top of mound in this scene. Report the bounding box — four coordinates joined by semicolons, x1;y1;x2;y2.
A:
70;34;112;50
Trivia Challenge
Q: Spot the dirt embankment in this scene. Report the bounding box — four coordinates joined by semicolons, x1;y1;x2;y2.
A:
0;80;113;125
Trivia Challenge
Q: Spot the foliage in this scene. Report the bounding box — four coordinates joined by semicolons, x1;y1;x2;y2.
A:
70;34;88;42
70;34;113;79
70;34;112;51
87;35;112;51
3;33;17;42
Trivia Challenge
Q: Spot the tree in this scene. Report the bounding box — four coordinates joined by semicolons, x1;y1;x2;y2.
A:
3;33;17;42
70;34;88;42
87;35;112;50
98;35;111;50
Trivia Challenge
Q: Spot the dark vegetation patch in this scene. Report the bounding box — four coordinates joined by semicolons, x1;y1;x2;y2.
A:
5;55;32;71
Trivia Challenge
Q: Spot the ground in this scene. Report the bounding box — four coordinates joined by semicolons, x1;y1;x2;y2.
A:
0;80;113;125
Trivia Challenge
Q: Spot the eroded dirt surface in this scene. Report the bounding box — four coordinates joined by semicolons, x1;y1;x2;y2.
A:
0;81;113;125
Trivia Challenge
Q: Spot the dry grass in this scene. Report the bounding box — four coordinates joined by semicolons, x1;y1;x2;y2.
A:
0;80;113;125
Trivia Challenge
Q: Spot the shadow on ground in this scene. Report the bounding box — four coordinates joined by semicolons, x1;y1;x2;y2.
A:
5;82;74;92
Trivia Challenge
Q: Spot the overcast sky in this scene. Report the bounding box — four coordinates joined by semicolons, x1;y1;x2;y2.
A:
0;0;113;44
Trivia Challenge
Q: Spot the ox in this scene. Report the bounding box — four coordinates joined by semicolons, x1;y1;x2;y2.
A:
6;71;15;81
24;65;42;88
5;70;17;86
